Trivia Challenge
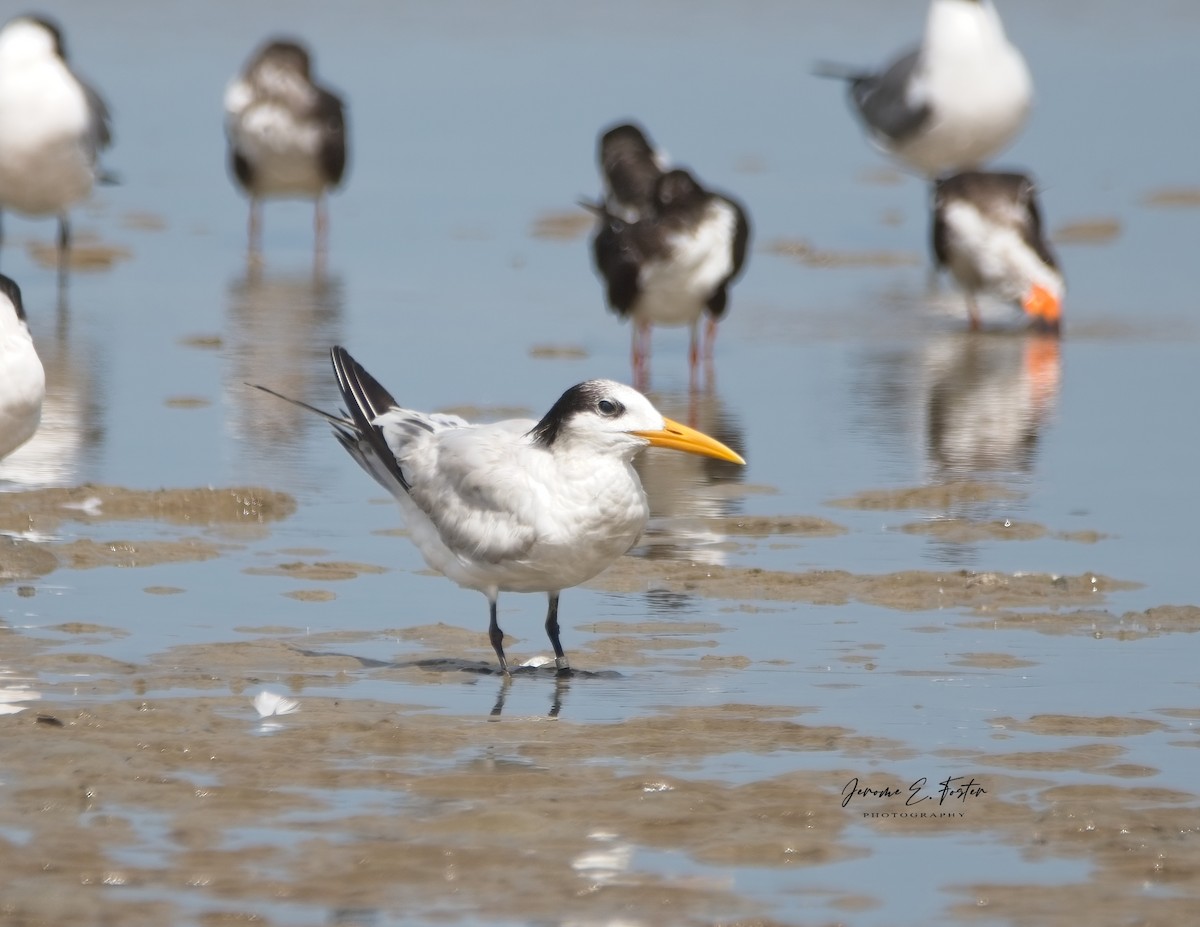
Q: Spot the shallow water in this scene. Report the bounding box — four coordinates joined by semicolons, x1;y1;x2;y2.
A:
1;1;1199;925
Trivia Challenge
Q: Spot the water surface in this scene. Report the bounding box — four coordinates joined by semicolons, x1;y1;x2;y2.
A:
1;2;1198;925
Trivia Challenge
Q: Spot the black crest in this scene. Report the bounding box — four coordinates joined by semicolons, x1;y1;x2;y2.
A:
528;382;620;449
28;15;66;59
0;273;26;322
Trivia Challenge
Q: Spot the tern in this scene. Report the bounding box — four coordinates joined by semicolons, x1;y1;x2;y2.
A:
224;38;348;261
254;347;745;674
816;0;1031;177
585;141;750;387
0;15;113;282
0;273;45;460
932;170;1063;334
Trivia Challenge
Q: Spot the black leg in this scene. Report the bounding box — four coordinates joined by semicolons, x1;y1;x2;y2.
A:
545;592;570;674
248;198;262;262
487;595;509;675
57;214;70;288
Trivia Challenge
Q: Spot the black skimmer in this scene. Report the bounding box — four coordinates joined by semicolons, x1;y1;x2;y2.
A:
225;38;348;262
932;169;1063;333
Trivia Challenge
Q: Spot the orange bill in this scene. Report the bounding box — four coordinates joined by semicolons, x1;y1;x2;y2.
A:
634;417;746;464
1023;284;1062;332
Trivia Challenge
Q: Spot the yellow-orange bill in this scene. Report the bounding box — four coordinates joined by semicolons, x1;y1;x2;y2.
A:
634;417;746;465
1024;284;1062;331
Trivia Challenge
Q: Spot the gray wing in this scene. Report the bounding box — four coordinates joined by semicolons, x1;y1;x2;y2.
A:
403;422;540;564
315;347;540;565
315;88;347;187
82;78;112;155
849;48;932;144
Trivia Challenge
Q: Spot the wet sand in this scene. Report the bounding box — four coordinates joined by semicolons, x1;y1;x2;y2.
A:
2;1;1198;923
3;484;1198;926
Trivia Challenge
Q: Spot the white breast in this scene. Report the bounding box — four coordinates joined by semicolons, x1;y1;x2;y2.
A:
396;426;649;595
940;199;1055;305
0;53;95;214
228;101;326;196
0;318;45;460
633;200;738;327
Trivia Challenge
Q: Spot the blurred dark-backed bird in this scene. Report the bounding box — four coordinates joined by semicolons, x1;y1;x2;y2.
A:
596;122;667;222
0;15;113;281
0;273;45;460
932;170;1063;333
586;161;750;387
816;0;1031;177
224;38;347;260
253;347;744;675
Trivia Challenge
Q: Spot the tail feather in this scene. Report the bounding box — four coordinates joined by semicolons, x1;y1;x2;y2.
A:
329;346;412;492
249;347;413;496
813;60;870;83
247;382;346;428
578;198;611;220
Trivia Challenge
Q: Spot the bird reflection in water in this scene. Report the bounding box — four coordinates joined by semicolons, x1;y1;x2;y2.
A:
407;656;617;719
489;671;570;720
855;331;1061;568
925;332;1060;479
0;298;104;488
633;385;747;568
224;268;343;486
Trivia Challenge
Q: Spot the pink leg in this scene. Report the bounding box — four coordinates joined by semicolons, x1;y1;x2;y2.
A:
687;321;701;392
966;296;981;332
703;317;718;361
314;194;329;259
686;317;719;392
248;199;262;260
632;321;651;390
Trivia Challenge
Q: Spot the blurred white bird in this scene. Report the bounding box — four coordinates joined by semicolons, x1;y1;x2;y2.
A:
816;0;1031;176
0;273;45;460
932;170;1063;333
224;38;347;260
0;15;113;281
254;346;745;674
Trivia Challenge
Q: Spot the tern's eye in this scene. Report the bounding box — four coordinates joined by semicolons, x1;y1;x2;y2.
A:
597;398;620;416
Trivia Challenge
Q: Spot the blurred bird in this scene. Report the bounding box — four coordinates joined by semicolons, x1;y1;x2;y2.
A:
253;347;745;675
816;0;1031;176
924;333;1061;478
932;170;1063;333
596;122;667;221
0;273;45;460
224;38;347;261
0;15;113;282
585;147;750;388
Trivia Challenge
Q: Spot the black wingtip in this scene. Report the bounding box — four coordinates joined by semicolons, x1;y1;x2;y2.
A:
0;273;26;323
331;346;399;419
329;346;411;492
